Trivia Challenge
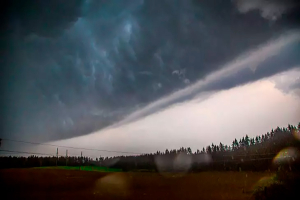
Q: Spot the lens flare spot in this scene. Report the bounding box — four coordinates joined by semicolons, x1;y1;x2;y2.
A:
273;147;299;164
155;152;197;176
193;153;212;164
154;155;171;173
252;175;277;191
292;129;300;141
94;173;130;197
173;152;192;172
105;158;120;167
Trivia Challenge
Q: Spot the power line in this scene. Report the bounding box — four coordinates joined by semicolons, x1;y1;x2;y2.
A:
0;149;55;156
0;149;104;158
0;149;277;163
0;152;27;155
0;138;287;157
1;138;144;155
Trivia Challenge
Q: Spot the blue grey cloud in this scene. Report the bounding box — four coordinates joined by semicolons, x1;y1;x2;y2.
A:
1;0;299;141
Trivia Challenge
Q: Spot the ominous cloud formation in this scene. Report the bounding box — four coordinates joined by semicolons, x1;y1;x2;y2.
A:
234;0;300;22
1;0;299;141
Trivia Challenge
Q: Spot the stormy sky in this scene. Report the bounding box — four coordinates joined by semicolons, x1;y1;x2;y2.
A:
1;0;300;145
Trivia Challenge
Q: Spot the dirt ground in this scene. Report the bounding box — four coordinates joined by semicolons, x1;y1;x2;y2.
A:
0;169;272;200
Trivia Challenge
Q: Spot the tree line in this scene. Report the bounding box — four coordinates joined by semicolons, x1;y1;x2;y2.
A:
1;122;300;172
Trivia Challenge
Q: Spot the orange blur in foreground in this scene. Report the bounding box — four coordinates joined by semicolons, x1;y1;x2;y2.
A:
0;168;273;200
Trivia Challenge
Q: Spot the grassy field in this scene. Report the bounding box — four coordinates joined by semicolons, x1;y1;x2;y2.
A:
0;168;273;200
35;165;122;172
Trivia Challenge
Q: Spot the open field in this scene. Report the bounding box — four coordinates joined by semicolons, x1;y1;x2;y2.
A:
0;168;273;200
34;166;122;172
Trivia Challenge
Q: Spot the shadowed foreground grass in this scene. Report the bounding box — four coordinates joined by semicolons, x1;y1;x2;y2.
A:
0;168;273;200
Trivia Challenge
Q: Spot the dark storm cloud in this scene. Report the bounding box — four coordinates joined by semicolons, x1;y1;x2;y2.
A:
113;33;300;127
1;0;300;141
0;0;84;37
234;0;300;23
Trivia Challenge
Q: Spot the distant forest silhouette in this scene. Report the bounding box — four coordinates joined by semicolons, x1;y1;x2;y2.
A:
1;122;300;172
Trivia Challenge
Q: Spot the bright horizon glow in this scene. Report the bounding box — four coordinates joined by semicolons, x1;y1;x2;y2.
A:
110;30;300;128
2;31;300;158
35;70;299;158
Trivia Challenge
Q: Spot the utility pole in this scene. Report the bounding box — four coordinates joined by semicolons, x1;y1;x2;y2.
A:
56;148;58;166
80;151;82;170
66;150;68;166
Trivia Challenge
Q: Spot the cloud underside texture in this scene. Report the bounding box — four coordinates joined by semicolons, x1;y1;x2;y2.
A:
20;69;299;158
0;0;300;141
